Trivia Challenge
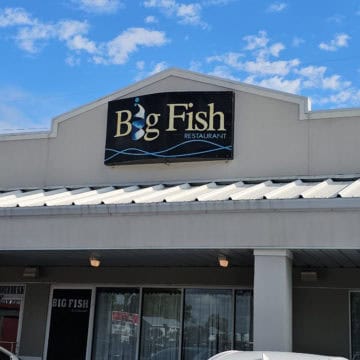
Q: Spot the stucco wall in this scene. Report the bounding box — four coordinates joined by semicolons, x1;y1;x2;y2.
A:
293;287;349;358
1;203;360;250
19;284;50;359
293;268;360;358
0;73;359;189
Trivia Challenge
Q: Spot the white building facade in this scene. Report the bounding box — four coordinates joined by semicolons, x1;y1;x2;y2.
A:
0;69;360;360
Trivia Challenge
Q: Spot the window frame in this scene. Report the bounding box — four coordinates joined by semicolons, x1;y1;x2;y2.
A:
90;285;253;360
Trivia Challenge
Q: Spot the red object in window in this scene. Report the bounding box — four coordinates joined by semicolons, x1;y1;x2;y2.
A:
0;317;19;352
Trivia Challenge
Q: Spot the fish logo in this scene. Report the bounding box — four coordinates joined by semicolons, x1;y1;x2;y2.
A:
131;97;145;141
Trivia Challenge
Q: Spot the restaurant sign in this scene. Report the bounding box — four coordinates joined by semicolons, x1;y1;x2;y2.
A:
104;91;234;165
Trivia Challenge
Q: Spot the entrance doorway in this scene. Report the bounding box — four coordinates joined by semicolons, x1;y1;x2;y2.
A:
46;288;93;360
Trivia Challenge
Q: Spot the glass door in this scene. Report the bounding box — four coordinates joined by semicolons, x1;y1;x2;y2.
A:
46;288;93;360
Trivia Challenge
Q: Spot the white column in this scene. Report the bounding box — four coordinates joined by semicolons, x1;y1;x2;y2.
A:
253;249;292;351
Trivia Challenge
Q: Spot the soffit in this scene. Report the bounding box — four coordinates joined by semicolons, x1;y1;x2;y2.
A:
1;249;360;268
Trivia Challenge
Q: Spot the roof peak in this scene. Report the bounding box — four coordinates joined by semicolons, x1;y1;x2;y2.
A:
1;67;360;141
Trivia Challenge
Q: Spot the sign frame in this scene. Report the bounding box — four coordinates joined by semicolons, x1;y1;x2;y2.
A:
104;91;235;165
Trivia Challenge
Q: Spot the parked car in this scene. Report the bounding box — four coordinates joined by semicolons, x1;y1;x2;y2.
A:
208;351;348;360
151;346;209;360
0;346;20;360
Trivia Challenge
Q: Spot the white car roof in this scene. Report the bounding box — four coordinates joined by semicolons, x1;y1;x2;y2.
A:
208;351;348;360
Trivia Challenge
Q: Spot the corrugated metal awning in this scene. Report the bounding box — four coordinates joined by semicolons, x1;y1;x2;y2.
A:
1;176;360;208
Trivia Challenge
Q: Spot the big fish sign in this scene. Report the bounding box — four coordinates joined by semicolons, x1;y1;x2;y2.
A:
104;91;234;165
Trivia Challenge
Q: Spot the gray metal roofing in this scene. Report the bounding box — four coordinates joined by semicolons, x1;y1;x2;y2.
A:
2;177;360;208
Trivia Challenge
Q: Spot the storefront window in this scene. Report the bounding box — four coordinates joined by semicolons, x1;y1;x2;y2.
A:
182;289;233;360
234;290;253;351
92;288;140;360
0;285;24;354
139;289;181;360
92;287;252;360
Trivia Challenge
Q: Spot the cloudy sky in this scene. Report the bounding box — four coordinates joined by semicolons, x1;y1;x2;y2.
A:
0;0;360;132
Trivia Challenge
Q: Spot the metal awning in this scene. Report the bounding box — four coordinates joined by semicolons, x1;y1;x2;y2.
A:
1;176;360;208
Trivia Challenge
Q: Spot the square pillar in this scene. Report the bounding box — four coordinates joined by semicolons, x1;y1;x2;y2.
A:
253;249;292;351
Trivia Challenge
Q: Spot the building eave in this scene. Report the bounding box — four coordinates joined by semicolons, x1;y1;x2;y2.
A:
2;197;360;218
2;68;360;142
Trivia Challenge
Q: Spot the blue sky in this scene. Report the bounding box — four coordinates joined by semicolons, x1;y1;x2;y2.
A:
0;0;360;132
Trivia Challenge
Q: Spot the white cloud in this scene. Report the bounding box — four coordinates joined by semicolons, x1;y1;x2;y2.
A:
15;23;56;53
103;27;168;65
57;20;89;40
206;30;358;108
243;30;269;50
136;60;146;70
143;0;207;28
319;33;350;51
134;61;169;81
243;58;299;76
57;20;98;53
177;3;202;25
208;65;239;81
143;0;175;8
269;42;284;57
321;74;349;90
267;2;287;13
149;61;168;75
189;60;202;72
13;19;97;55
0;86;53;133
0;9;95;54
0;8;168;65
204;29;360;109
0;102;33;132
207;52;243;69
250;39;285;60
296;65;326;88
145;15;158;23
72;0;122;14
65;55;81;66
207;48;296;77
67;34;98;53
295;66;347;90
317;89;360;106
326;14;345;24
0;7;34;27
294;65;351;95
256;76;301;93
292;36;304;47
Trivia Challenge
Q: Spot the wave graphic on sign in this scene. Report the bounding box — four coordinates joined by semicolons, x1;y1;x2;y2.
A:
105;140;232;161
